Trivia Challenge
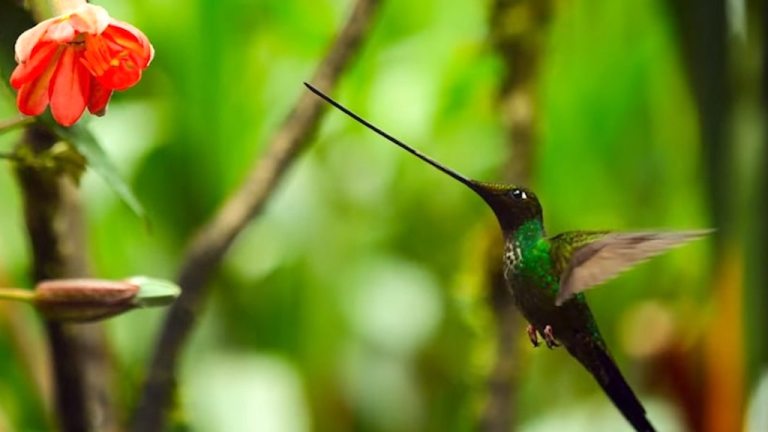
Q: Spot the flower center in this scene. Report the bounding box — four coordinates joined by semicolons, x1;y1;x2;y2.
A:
79;34;114;76
67;33;86;47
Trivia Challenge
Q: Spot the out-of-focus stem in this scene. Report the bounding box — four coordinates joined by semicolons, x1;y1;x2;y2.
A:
15;124;120;432
0;288;35;302
480;1;552;430
0;115;33;134
53;0;86;13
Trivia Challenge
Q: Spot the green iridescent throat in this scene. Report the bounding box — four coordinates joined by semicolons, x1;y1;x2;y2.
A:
511;219;558;292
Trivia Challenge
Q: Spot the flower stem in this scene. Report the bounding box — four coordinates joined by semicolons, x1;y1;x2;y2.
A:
0;152;21;161
0;115;34;135
51;0;85;14
0;288;35;302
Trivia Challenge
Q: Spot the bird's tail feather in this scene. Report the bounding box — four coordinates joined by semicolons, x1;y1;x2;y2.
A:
567;340;656;432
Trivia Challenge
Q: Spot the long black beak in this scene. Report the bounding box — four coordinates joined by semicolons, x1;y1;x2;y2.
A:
305;82;483;193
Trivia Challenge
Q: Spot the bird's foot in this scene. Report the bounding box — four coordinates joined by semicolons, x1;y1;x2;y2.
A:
543;325;560;349
526;324;540;347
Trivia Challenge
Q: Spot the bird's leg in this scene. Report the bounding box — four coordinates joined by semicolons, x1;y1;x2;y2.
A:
543;325;560;349
526;324;540;347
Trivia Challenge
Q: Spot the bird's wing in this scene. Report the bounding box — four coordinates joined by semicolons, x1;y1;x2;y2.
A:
550;230;711;306
548;230;610;277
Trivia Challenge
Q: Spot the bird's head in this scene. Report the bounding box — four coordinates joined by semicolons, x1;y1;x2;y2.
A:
469;183;543;233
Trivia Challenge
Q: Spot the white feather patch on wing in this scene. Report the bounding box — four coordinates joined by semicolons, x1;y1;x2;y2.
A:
555;230;711;306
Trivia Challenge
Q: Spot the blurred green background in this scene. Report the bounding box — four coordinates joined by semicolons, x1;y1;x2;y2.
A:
0;0;765;431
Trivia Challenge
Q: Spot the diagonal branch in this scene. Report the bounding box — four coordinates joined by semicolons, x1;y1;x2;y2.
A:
130;1;381;431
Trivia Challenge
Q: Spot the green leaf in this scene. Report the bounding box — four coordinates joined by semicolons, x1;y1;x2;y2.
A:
46;119;148;221
127;276;181;308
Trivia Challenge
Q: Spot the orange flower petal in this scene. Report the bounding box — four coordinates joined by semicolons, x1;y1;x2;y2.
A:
16;49;62;116
80;33;111;76
87;79;112;116
17;83;49;116
106;20;154;66
91;23;153;90
98;65;142;91
49;48;90;126
10;42;61;89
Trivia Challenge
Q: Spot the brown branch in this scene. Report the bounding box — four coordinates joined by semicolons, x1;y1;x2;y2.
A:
479;1;552;430
130;1;381;431
477;234;523;432
15;124;121;432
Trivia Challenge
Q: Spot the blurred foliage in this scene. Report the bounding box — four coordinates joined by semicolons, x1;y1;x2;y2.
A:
0;0;763;431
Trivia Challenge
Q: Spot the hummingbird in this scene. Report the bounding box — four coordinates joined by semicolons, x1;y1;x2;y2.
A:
305;82;709;432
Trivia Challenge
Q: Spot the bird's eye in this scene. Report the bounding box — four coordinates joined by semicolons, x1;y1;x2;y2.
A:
510;189;526;200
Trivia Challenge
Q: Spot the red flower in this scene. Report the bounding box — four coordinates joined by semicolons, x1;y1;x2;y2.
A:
9;1;154;126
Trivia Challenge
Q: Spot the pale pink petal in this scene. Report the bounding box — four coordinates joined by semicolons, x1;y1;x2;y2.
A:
53;0;88;13
14;18;56;63
44;20;76;43
67;4;111;35
49;48;90;126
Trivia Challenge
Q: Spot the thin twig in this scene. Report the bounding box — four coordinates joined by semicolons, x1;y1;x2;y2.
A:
0;115;33;134
0;151;21;161
0;287;35;302
130;1;381;431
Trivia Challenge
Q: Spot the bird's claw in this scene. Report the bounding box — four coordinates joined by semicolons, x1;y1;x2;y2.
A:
526;324;540;347
543;325;560;349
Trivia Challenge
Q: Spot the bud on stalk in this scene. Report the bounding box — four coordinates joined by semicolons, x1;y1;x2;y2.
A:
34;279;140;322
0;277;180;322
